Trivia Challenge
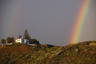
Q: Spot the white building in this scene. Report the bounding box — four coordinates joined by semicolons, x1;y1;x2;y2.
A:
15;35;39;45
15;38;22;44
15;35;29;44
15;35;23;44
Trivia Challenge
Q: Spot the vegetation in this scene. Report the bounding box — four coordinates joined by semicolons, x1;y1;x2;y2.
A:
1;38;6;44
0;29;39;45
23;29;31;40
50;41;96;64
0;41;96;64
0;44;62;64
6;37;15;43
29;39;40;45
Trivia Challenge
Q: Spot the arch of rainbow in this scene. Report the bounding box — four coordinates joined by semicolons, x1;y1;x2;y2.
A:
70;0;92;44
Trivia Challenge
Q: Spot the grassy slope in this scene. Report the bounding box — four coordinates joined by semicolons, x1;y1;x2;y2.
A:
50;41;96;64
0;44;63;64
0;41;96;64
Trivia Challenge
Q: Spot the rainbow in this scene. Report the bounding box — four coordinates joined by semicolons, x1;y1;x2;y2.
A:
70;0;91;44
2;0;23;37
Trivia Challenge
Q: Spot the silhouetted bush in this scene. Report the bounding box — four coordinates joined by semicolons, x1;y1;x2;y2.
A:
6;37;15;43
1;38;6;44
29;39;40;45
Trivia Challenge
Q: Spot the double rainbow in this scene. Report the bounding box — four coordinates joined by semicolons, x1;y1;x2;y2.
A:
70;0;91;44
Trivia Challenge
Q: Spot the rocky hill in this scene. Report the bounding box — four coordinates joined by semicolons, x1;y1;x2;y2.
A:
0;41;96;64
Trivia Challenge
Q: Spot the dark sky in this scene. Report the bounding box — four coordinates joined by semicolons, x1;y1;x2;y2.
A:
0;0;96;45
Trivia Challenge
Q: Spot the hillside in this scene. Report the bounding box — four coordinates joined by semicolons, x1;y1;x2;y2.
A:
50;41;96;64
0;41;96;64
0;44;63;64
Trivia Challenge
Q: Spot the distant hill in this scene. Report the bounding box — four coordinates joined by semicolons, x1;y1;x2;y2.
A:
0;41;96;64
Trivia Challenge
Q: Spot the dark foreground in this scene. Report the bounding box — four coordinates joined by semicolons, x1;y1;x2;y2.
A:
0;41;96;64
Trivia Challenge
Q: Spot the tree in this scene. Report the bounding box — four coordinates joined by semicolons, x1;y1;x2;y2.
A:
1;38;6;44
23;29;31;40
6;37;15;43
29;39;40;45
